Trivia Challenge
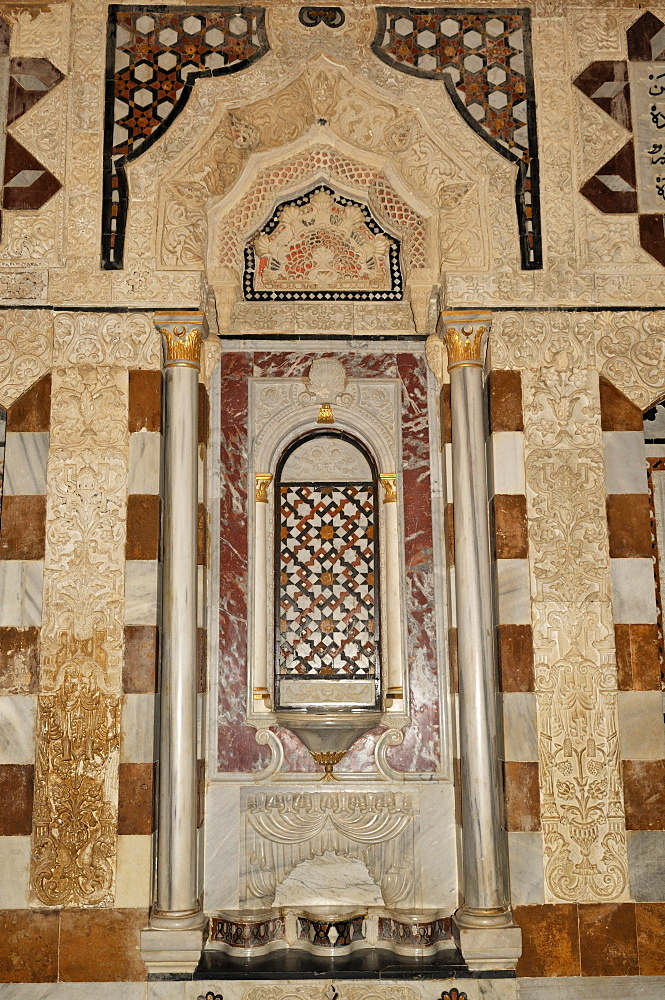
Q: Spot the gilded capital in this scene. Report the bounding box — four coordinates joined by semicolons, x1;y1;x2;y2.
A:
255;473;273;502
437;310;491;371
156;311;207;370
379;473;397;503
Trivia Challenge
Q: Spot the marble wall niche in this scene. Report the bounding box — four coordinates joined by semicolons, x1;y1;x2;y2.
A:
203;340;457;923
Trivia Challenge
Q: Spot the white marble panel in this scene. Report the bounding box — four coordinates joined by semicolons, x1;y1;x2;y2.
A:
121;693;155;763
603;431;649;494
197;563;205;628
0;560;43;626
646;443;665;459
124;560;160;625
274;852;383;906
0;835;30;907
502;692;538;762
0;694;36;763
115;833;152;908
508;831;544;905
618;691;665;760
610;558;658;624
418;782;458;910
0;986;146;1000
180;982;504;1000
490;432;525;497
3;432;49;495
128;430;162;495
520;978;665;999
444;441;453;501
627;830;665;901
203;783;240;909
495;559;531;625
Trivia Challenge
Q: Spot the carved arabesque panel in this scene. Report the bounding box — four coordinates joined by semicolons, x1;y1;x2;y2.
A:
522;365;629;903
30;366;129;907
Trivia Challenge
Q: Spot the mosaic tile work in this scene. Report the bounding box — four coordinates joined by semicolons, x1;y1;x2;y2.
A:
372;7;541;270
244;186;403;301
298;7;345;28
0;16;63;232
277;482;379;680
210;914;285;949
102;5;268;269
574;11;665;267
297;913;365;948
377;914;452;951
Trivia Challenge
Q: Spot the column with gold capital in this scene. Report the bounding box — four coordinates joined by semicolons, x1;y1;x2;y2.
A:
142;312;207;973
437;311;521;970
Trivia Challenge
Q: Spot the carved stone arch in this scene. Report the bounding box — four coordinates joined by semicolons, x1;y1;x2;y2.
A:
126;53;490;304
204;131;436;320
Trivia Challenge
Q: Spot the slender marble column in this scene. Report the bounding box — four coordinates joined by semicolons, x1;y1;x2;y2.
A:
253;473;272;710
438;311;521;970
150;312;206;940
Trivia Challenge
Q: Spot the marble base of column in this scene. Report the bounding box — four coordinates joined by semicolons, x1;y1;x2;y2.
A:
452;909;522;972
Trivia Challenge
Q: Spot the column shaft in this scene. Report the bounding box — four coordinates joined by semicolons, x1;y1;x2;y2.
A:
450;364;508;917
156;362;200;917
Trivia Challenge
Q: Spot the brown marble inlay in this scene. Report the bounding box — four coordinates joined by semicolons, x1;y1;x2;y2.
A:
504;760;541;831
123;625;157;694
125;495;160;561
636;901;665;975
578;902;639;977
444;502;454;566
59;908;148;981
0;626;39;693
492;494;528;559
615;623;661;691
0;909;59;982
514;903;580;977
6;373;51;432
128;370;161;433
117;762;154;835
0;495;46;560
497;624;534;692
198;382;209;446
448;626;458;694
606;494;652;558
599;375;643;431
441;383;451;445
623;760;665;830
489;370;523;433
0;763;33;835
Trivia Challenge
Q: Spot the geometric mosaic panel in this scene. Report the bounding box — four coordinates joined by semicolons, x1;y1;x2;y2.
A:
244;185;403;301
0;15;64;234
277;483;379;679
102;5;268;269
372;6;541;269
574;10;665;267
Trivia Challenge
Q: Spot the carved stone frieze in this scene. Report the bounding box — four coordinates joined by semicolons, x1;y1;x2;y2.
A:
53;311;160;369
30;366;129;907
522;365;629;903
491;311;596;371
0;308;52;408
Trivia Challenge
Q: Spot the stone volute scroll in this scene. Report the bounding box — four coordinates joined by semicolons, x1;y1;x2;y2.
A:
429;310;522;971
141;311;208;975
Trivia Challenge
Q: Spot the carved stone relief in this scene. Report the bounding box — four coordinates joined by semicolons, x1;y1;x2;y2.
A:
0;308;53;408
595;309;665;409
30;365;129;906
522;364;629;903
242;789;416;909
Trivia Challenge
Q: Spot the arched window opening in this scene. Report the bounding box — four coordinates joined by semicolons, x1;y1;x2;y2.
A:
274;429;381;711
